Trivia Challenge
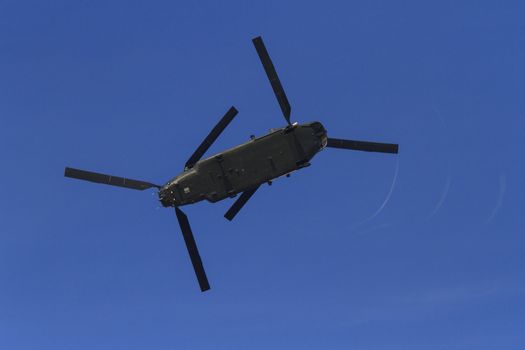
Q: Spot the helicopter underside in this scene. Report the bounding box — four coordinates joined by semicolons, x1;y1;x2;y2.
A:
159;122;327;207
64;35;398;293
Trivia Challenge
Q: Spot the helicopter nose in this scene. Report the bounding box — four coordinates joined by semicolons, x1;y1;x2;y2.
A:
311;122;327;148
320;132;328;148
310;121;326;135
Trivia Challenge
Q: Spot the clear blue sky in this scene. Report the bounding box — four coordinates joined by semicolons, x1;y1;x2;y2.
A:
1;1;524;349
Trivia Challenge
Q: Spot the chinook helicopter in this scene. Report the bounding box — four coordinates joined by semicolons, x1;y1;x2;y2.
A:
64;36;399;292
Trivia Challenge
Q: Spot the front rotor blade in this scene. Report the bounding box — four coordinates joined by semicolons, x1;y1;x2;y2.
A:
185;106;238;169
327;138;399;154
224;186;260;221
175;207;210;292
252;36;291;125
64;167;160;190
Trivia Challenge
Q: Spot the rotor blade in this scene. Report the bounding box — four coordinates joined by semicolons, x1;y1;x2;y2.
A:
326;138;399;154
224;186;260;221
64;167;160;190
252;36;291;125
185;106;238;169
175;207;210;292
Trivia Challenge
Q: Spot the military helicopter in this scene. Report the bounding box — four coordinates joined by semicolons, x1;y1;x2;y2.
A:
64;36;398;292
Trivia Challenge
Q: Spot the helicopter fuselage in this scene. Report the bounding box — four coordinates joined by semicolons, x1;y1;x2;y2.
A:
63;35;399;293
159;121;327;207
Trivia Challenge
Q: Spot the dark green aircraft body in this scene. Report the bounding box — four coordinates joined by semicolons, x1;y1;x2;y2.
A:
64;36;398;293
160;122;327;207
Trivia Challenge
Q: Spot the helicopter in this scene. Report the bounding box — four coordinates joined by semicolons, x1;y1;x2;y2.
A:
64;36;399;292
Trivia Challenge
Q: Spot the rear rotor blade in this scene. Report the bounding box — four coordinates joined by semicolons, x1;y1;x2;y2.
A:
224;186;260;221
327;138;399;154
185;106;238;169
175;207;210;292
252;36;292;125
64;167;160;190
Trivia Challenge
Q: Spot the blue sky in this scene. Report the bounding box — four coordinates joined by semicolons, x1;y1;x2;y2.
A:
1;1;524;349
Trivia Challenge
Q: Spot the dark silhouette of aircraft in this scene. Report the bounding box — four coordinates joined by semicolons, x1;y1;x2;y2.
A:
65;36;398;292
